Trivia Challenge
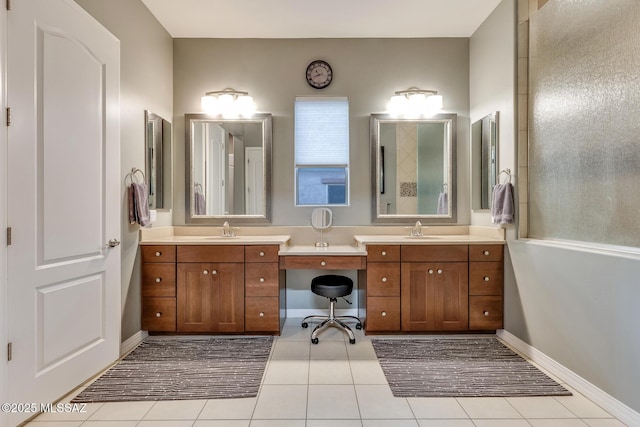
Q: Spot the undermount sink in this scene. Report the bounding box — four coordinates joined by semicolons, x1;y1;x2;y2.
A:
203;235;239;239
404;235;442;239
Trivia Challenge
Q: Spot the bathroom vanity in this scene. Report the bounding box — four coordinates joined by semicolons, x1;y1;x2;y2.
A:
354;237;504;333
139;227;505;335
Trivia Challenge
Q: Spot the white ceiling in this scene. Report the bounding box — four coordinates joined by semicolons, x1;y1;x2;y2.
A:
141;0;502;39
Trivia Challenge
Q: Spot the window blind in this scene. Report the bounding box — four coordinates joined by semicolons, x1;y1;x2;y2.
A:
295;97;349;166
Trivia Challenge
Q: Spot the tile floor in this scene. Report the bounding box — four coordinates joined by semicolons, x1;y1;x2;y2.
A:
23;319;627;427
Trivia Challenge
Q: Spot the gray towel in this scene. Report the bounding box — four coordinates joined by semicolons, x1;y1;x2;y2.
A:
128;185;136;224
130;182;150;226
194;186;206;215
491;183;514;225
437;192;448;214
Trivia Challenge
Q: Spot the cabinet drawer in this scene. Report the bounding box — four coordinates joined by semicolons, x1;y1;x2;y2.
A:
142;264;176;297
177;245;244;263
366;245;400;262
245;297;280;332
469;262;503;296
469;245;504;262
245;263;279;297
366;297;400;331
469;296;503;330
245;245;279;263
366;263;400;297
141;245;176;263
281;255;366;270
401;245;468;262
142;297;176;331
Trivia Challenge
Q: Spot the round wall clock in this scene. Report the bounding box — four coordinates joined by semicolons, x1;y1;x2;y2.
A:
306;60;333;89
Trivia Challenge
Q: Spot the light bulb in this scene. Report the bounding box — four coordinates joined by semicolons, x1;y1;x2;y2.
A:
387;95;407;116
236;95;256;117
201;95;218;113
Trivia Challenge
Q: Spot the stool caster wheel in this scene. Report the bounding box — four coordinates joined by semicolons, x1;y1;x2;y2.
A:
349;338;356;344
355;323;362;330
311;337;319;344
301;322;308;328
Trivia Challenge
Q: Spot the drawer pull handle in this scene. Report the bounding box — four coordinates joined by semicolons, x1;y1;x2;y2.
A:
381;277;387;282
381;251;387;256
155;312;162;318
155;277;162;283
381;311;387;317
203;270;209;275
428;269;434;274
483;311;490;316
483;250;490;256
259;277;265;283
155;251;161;257
259;312;265;317
483;276;490;282
437;269;443;274
259;251;265;257
320;261;326;266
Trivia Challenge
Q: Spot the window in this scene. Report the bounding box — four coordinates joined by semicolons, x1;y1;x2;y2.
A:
294;97;349;206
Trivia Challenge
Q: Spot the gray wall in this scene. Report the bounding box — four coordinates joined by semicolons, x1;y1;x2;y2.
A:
173;38;471;226
74;0;173;342
469;0;517;229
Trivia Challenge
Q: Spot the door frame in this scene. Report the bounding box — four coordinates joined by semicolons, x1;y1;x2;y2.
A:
1;4;9;426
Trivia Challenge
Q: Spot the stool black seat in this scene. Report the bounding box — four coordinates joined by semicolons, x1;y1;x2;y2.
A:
301;274;362;344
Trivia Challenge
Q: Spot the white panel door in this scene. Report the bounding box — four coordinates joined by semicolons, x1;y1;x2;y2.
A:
245;147;263;215
7;0;120;424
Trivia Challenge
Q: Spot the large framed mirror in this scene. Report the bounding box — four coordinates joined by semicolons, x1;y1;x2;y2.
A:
370;113;457;223
145;110;172;210
471;112;498;211
185;113;272;223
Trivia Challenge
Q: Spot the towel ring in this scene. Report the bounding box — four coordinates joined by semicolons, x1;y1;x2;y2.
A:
499;168;512;184
125;167;146;186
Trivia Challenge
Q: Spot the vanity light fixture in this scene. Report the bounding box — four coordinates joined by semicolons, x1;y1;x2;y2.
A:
201;88;256;118
387;87;443;117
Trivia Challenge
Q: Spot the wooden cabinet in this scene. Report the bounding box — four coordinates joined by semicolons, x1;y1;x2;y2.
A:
177;261;244;333
401;261;468;331
244;245;283;333
363;243;504;334
469;244;504;330
142;243;284;335
401;245;469;332
176;245;244;333
364;245;401;332
141;245;177;331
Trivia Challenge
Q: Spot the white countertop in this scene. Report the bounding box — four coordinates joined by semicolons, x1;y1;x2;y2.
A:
278;245;367;256
139;234;291;246
353;234;506;246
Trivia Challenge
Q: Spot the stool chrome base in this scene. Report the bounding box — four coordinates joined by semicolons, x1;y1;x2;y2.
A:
301;297;362;344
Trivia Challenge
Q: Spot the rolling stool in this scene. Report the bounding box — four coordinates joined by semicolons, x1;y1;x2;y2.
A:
301;274;362;344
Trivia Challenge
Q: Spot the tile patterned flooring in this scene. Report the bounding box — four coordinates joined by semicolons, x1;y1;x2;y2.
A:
23;319;627;426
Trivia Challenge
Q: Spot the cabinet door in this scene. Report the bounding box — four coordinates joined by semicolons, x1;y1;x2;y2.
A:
177;262;245;333
401;262;468;331
213;262;245;333
177;263;213;332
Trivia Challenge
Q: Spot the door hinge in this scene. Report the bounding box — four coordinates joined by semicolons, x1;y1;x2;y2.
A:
5;0;9;11
6;107;11;126
6;227;11;246
7;343;12;362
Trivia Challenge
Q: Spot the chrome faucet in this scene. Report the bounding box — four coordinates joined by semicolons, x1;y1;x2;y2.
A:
222;221;235;237
410;220;423;237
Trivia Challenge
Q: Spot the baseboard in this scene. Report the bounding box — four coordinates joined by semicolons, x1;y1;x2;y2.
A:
497;329;640;426
286;308;359;318
120;330;148;357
